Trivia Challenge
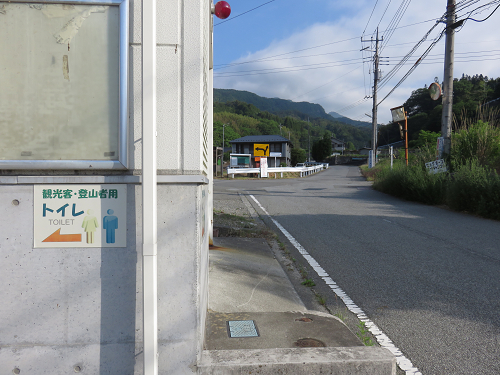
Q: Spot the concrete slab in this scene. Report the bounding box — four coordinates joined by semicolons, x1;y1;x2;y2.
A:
205;236;396;374
205;311;363;350
209;237;306;313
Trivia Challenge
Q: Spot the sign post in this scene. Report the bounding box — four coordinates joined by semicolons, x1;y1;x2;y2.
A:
260;157;268;178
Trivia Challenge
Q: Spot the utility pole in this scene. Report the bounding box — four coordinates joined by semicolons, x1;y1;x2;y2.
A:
308;118;310;162
441;0;456;156
221;124;226;177
362;28;382;165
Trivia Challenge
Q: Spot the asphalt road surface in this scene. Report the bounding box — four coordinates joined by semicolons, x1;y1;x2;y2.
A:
214;165;500;375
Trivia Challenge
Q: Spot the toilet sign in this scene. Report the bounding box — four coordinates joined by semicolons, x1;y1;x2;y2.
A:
34;184;127;248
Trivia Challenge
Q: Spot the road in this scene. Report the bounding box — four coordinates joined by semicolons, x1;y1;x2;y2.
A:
214;165;500;375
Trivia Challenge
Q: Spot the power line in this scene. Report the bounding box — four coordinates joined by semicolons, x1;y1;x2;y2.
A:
463;1;500;22
214;59;365;77
377;0;394;29
292;66;361;101
363;0;381;35
380;0;413;52
378;27;446;105
377;17;445;90
214;48;362;69
214;18;440;70
214;0;278;26
214;37;360;69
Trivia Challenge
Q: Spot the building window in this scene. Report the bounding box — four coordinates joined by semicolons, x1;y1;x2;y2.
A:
0;0;129;170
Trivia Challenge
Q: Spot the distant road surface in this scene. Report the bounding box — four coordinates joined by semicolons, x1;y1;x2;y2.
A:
214;165;500;375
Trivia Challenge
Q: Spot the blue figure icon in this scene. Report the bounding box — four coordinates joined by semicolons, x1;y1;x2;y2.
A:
103;209;118;244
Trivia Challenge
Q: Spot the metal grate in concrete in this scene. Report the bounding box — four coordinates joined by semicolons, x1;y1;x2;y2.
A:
227;320;259;338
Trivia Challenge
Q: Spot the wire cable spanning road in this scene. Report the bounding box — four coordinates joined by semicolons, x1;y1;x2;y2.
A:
214;165;500;375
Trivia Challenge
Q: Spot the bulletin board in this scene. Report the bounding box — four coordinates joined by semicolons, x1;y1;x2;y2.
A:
0;0;128;169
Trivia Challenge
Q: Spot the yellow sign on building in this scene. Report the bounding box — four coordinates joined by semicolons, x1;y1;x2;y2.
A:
254;144;270;156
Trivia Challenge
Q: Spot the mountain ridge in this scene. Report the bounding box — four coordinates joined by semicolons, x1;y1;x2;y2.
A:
214;88;371;128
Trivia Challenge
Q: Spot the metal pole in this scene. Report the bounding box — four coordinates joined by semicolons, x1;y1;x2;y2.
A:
441;0;456;156
142;0;158;373
390;146;393;169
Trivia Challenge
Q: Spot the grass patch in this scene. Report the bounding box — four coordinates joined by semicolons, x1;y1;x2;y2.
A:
357;322;374;346
301;279;315;287
314;292;327;306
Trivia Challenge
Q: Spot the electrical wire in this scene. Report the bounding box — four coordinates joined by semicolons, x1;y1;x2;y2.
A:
214;0;278;26
214;18;440;70
214;48;362;70
380;0;413;52
377;16;445;90
292;66;361;101
214;37;360;69
377;0;393;29
462;1;500;22
363;0;381;36
214;60;365;77
334;97;370;114
378;27;446;105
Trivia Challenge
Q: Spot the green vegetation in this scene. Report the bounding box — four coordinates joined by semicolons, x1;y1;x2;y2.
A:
314;292;327;306
213;96;371;152
301;279;316;287
291;148;307;165
311;133;333;162
368;119;500;220
357;322;374;346
379;74;500;146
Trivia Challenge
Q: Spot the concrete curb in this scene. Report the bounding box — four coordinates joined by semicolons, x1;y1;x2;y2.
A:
198;347;396;375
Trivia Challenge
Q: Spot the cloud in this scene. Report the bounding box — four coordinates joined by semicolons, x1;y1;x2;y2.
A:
214;0;500;124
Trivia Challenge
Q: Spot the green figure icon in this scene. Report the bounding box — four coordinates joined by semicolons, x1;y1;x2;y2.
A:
82;209;98;244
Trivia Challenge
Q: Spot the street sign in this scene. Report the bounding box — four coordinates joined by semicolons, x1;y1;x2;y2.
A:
254;144;270;157
425;159;448;174
34;184;127;248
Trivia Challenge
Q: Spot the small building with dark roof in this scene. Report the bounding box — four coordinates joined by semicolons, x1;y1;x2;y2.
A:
229;135;292;167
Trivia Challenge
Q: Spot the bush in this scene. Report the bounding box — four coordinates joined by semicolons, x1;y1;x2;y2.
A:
451;120;500;170
373;161;446;205
446;159;500;219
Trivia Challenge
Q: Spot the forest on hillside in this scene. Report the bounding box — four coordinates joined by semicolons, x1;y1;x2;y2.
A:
379;74;500;147
213;100;371;152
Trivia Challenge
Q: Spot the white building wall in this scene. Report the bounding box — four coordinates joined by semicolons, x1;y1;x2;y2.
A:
0;0;211;374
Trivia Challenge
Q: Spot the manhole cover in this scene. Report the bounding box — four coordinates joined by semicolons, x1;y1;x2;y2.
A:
227;320;259;338
294;338;326;347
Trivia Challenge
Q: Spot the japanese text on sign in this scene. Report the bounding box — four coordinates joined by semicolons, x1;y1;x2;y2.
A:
42;188;119;199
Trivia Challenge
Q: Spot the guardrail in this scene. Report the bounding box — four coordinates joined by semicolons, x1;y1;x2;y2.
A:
226;164;327;178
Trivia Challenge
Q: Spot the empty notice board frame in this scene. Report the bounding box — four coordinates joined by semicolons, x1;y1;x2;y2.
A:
0;0;128;169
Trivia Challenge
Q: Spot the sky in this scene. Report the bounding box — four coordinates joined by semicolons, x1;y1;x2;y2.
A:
213;0;500;124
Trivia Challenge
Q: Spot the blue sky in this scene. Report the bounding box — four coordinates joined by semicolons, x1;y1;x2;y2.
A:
213;0;500;124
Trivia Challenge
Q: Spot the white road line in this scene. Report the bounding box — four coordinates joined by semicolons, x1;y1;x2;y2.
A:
249;194;422;375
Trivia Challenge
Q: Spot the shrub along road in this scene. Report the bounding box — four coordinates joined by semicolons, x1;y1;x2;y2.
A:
214;165;500;375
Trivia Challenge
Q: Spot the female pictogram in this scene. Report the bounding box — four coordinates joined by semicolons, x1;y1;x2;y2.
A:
82;209;98;244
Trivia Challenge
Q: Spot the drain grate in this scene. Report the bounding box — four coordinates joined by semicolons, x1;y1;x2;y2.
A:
227;320;259;338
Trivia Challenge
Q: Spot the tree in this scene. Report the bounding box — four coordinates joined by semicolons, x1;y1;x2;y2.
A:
291;148;306;166
213;121;240;148
311;133;333;162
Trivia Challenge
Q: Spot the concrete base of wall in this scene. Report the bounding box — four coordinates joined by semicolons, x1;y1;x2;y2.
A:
198;347;396;375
